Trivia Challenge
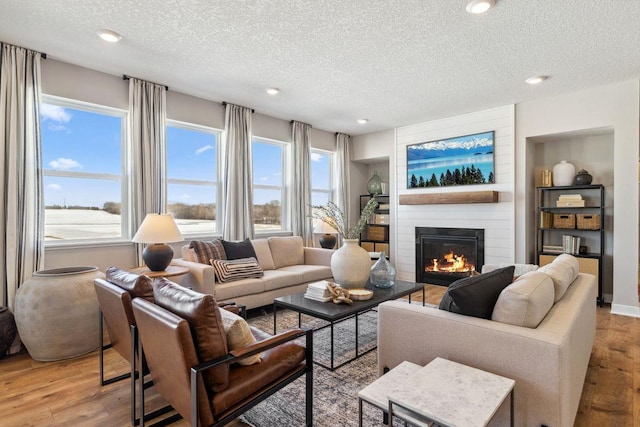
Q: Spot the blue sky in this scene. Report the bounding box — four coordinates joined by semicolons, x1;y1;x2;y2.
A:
41;103;331;208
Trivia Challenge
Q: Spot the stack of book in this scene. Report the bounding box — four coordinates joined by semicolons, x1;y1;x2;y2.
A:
304;280;333;302
562;235;581;255
539;211;553;228
556;194;585;207
542;244;564;254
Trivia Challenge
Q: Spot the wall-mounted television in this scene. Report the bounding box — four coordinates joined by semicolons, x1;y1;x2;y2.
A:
406;131;495;188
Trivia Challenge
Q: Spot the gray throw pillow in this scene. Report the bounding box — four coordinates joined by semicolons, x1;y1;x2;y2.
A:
438;266;515;319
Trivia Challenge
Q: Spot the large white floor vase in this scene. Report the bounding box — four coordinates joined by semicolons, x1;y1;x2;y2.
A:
330;239;371;288
14;266;104;361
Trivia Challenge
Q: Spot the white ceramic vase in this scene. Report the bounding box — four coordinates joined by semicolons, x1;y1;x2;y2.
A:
14;266;104;361
330;239;371;288
552;160;576;186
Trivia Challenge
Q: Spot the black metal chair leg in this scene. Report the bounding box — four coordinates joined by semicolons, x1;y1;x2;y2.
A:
305;330;313;427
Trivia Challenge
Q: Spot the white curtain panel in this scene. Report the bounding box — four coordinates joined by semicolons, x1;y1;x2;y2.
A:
129;78;167;264
0;43;44;311
221;103;254;240
291;121;313;246
335;133;351;223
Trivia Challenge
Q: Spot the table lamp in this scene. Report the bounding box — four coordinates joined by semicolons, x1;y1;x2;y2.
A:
132;213;184;271
314;221;338;249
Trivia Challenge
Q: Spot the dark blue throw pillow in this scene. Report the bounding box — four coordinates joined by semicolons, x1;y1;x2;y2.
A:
221;238;257;260
438;266;515;319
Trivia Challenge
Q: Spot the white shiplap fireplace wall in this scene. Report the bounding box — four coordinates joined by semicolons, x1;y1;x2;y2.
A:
394;105;516;283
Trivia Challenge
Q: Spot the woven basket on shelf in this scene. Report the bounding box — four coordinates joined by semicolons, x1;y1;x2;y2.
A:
553;214;576;229
577;214;600;230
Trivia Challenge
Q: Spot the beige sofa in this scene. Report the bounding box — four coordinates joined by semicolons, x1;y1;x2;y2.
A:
171;236;334;309
378;263;596;426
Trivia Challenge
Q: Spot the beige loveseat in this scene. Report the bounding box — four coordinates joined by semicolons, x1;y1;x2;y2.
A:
378;256;596;427
171;236;334;309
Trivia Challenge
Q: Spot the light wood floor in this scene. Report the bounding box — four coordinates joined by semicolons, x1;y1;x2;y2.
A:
0;284;638;426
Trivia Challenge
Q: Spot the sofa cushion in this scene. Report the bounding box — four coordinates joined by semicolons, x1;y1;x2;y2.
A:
222;238;257;260
106;266;154;303
211;257;264;283
251;239;276;270
214;277;265;301
439;266;515;319
481;263;539;277
262;270;305;292
537;253;580;302
190;239;227;264
279;264;333;283
492;271;555;328
219;308;261;365
152;278;229;392
269;236;305;268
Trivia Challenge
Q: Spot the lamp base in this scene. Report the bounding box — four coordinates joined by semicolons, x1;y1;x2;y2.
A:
319;234;337;249
142;244;174;271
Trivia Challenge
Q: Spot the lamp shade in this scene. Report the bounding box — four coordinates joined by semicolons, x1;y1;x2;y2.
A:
313;220;338;235
132;213;183;244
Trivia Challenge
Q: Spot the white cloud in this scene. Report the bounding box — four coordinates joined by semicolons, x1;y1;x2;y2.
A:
40;104;71;123
47;183;62;190
259;176;269;181
181;193;191;199
48;157;82;170
310;152;322;162
195;145;215;155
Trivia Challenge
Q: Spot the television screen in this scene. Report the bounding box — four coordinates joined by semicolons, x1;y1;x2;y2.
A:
407;131;495;188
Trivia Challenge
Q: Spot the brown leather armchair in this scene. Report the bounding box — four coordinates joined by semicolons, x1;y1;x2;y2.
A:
131;280;313;427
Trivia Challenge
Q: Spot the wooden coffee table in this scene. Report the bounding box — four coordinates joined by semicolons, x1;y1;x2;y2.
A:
273;280;425;370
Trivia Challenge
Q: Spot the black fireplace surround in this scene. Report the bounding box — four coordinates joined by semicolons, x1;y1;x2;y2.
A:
415;227;485;286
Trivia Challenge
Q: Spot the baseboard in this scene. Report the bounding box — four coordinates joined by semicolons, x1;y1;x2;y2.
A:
610;303;640;318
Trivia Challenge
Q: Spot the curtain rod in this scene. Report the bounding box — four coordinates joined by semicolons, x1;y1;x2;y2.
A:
221;101;255;113
335;132;351;137
290;120;312;128
0;42;46;59
122;74;169;91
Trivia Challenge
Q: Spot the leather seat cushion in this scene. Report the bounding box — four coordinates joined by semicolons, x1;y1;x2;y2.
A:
212;326;306;414
152;278;230;392
262;270;304;292
106;266;154;303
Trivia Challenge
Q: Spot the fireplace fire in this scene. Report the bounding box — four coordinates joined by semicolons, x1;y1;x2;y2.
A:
415;227;484;286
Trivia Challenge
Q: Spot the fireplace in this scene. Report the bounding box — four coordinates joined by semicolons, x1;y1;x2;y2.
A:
415;227;484;286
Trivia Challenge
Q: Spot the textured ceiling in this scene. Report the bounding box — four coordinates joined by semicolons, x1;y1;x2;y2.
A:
1;0;639;135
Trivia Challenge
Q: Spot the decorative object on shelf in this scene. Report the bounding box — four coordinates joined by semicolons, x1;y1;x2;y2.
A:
370;251;396;288
541;169;552;187
14;266;104;361
132;213;184;271
367;171;383;195
312;197;379;287
407;131;495;188
573;169;593;185
314;221;338;249
327;281;353;304
0;307;17;359
552;160;575;186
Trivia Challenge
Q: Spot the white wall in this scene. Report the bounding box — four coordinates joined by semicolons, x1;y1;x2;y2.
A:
395;105;515;282
40;59;337;272
515;80;639;316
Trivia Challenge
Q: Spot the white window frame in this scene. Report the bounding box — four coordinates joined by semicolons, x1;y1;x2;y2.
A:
165;119;222;238
41;95;129;247
310;148;334;206
252;137;288;234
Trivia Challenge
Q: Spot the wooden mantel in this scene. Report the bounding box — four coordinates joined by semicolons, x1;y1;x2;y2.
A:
399;190;498;205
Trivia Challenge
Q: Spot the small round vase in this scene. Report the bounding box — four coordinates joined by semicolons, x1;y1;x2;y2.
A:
14;266;104;361
552;161;576;187
330;239;371;288
370;252;396;288
574;169;593;185
367;171;383;195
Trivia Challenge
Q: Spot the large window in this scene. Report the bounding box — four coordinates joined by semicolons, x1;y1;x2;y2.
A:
166;121;220;236
310;149;333;206
41;97;126;242
252;138;286;232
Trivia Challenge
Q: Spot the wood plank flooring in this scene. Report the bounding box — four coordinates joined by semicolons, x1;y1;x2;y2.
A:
0;284;637;426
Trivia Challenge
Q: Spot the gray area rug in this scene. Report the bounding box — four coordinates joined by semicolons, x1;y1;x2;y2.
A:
241;308;387;427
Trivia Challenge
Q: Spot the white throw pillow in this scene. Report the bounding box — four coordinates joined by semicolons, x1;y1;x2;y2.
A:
219;308;262;365
537;254;579;302
491;271;555;328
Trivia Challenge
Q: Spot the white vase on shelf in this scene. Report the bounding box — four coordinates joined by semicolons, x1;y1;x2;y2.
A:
552;161;576;186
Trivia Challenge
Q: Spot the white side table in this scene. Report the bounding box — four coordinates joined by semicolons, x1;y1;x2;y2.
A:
388;357;515;427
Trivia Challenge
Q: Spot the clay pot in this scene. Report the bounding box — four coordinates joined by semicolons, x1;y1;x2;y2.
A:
330;239;371;288
14;266;104;361
0;307;17;358
552;161;576;186
574;169;593;185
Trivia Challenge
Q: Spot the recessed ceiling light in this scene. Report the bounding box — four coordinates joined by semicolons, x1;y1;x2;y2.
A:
526;75;548;85
357;119;369;124
97;29;122;43
266;87;280;95
466;0;495;14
